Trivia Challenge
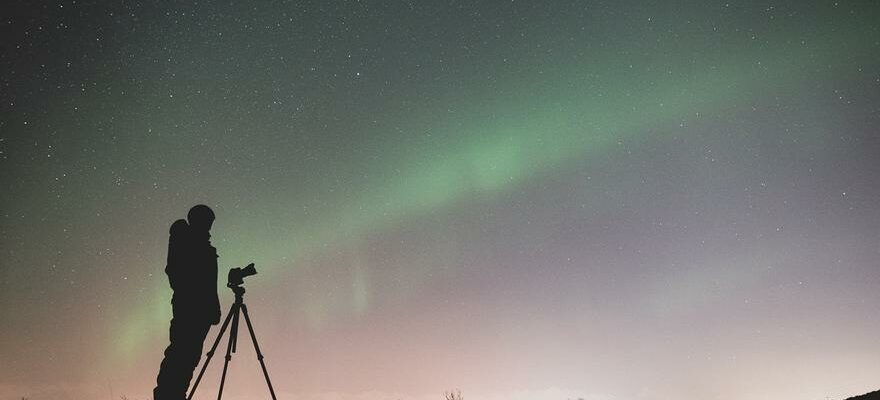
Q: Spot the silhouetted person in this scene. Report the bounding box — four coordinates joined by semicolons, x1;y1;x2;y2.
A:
154;205;221;400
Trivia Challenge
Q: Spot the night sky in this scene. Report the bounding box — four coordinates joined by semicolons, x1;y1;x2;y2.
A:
2;1;879;400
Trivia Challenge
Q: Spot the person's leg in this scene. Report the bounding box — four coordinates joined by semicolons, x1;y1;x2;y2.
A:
179;322;212;396
154;318;183;400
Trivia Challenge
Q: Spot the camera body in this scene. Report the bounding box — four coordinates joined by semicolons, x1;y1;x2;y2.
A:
228;263;257;287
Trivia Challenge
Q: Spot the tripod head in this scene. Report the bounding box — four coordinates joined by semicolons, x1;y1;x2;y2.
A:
229;285;246;302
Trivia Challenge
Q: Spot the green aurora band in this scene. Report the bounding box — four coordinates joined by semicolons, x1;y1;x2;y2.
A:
111;21;875;365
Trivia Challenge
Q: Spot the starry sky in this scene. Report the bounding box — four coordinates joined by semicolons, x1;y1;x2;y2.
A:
2;1;879;400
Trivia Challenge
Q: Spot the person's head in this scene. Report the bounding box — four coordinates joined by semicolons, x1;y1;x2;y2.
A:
187;204;215;232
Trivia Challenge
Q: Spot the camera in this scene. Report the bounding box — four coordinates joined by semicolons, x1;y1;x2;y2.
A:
228;263;257;287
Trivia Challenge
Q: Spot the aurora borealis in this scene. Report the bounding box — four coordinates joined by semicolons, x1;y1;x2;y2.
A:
2;1;880;399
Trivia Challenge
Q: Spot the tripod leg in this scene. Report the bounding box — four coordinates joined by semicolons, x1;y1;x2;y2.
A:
231;303;240;354
216;307;240;400
239;304;279;400
188;303;237;400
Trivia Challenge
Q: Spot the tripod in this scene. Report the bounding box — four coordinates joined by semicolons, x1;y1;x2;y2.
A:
187;285;278;400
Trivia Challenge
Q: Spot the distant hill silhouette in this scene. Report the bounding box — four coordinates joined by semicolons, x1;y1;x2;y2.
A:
846;389;880;400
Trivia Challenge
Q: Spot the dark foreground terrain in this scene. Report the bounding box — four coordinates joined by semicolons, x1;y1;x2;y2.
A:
847;390;880;400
